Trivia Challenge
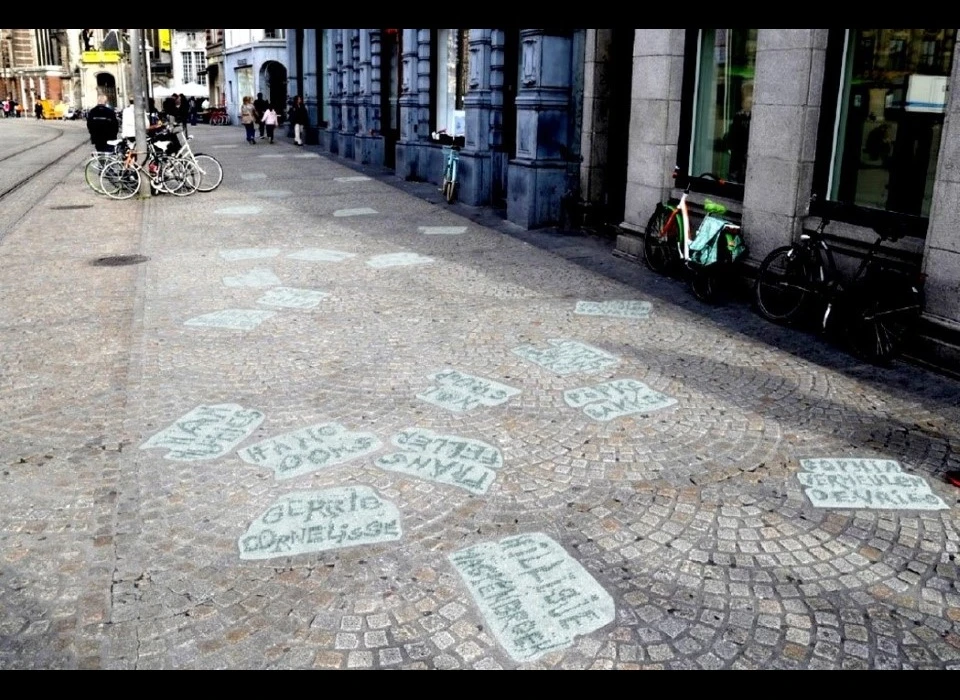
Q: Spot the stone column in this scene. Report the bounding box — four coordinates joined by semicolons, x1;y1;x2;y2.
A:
507;29;575;229
327;29;342;154
614;29;686;261
338;29;357;159
919;43;960;351
303;29;319;144
741;29;828;262
356;29;384;165
395;28;422;180
458;29;493;206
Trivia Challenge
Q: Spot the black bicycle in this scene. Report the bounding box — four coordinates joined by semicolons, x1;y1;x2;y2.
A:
753;210;924;366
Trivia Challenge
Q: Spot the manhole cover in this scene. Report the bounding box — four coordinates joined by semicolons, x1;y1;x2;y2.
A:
50;204;94;210
91;255;149;267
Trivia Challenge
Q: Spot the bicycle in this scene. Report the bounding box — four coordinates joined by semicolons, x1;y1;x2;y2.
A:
643;171;747;303
753;206;925;366
440;143;460;204
83;145;125;195
164;125;223;192
98;144;200;200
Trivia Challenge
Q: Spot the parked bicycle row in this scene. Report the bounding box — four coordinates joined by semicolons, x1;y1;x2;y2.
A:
642;171;924;367
83;123;223;199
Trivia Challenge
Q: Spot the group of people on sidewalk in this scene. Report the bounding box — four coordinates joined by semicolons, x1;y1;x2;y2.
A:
240;93;307;145
1;97;21;118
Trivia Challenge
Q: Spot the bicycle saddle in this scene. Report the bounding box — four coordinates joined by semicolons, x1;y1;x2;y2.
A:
703;199;727;215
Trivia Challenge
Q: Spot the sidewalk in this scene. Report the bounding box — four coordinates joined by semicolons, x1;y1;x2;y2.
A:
0;122;958;669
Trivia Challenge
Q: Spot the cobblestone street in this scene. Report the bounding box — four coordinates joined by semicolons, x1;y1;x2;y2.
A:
1;120;959;669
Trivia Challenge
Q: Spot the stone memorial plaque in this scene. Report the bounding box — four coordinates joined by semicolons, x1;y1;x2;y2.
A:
797;458;949;511
564;379;676;421
450;533;615;663
257;287;329;309
219;248;282;261
512;339;620;376
333;207;377;217
366;253;434;268
237;422;382;480
419;226;467;235
222;268;282;288
215;205;262;215
376;428;503;494
239;486;402;560
183;309;276;330
574;300;653;319
287;249;356;262
418;369;520;412
335;176;372;182
257;154;284;159
140;403;264;461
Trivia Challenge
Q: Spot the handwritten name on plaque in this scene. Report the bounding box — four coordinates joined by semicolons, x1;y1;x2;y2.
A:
417;369;520;413
239;486;402;559
564;379;676;421
237;422;382;480
450;533;615;663
376;428;503;494
512;339;620;376
797;458;948;511
140;404;264;461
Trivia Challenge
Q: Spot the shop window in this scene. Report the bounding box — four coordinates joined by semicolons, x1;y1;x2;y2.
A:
685;29;758;193
819;29;956;225
430;29;469;139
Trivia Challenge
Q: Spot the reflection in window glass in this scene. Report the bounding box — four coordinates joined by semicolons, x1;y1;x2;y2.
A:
434;29;469;135
830;29;956;218
690;29;757;185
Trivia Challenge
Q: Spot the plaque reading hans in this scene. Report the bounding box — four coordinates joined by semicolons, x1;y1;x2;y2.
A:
564;379;676;421
512;339;620;376
797;458;949;511
140;404;265;461
376;428;504;494
238;486;402;560
418;369;521;412
237;422;382;480
449;533;615;663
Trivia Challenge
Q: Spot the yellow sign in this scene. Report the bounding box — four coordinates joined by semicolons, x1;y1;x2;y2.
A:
81;50;121;64
159;29;171;52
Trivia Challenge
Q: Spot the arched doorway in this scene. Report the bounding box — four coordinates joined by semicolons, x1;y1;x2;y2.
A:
96;72;117;108
260;61;287;111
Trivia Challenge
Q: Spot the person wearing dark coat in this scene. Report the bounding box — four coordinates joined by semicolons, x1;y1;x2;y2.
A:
86;94;119;151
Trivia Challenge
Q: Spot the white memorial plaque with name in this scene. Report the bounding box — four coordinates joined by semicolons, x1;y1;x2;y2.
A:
366;253;434;268
335;176;372;182
238;486;402;560
564;379;676;421
418;369;520;412
215;205;262;215
797;458;949;510
223;268;282;288
140;403;264;461
333;207;377;217
256;287;330;309
237;422;382;480
220;248;282;261
574;300;653;319
376;428;503;494
287;249;356;262
450;533;615;663
512;339;620;376
183;309;276;330
419;226;467;235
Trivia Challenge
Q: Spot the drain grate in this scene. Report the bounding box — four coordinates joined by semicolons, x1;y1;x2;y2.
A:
91;255;149;267
50;204;94;210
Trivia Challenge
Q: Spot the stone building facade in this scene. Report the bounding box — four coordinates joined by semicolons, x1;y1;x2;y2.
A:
287;28;960;369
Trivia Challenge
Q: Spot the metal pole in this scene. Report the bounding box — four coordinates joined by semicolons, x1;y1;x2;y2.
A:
129;28;150;198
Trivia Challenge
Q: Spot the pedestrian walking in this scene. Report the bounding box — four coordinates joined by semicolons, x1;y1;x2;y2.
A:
86;94;119;152
188;97;198;127
34;101;44;119
178;94;190;137
262;104;278;143
240;96;258;145
290;95;308;146
254;92;269;139
2;98;10;119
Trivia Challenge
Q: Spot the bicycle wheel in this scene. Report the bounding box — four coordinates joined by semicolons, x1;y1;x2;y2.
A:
166;158;201;197
445;179;456;203
690;265;722;304
84;154;112;194
754;245;815;323
846;283;923;366
192;153;223;192
643;204;681;275
99;160;141;200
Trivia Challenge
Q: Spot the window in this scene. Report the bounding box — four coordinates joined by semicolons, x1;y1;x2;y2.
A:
195;51;206;85
182;51;194;84
430;29;469;136
688;29;758;189
822;29;956;222
264;30;284;40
